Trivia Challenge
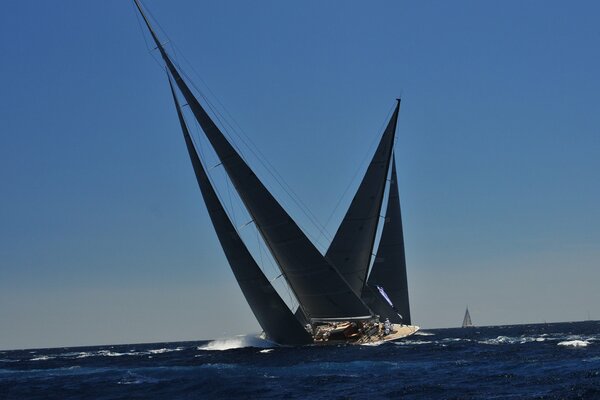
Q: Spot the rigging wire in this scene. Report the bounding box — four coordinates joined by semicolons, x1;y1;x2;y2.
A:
224;173;237;227
131;1;169;71
366;146;396;278
134;0;400;262
182;87;304;312
314;103;397;247
133;2;336;245
162;33;334;236
183;93;300;310
176;64;333;248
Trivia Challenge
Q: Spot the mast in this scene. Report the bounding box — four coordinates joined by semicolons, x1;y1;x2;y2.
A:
133;0;372;320
366;154;411;325
167;74;311;345
326;100;400;296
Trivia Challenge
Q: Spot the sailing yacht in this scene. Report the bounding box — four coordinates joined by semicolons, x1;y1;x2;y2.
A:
462;307;473;328
133;0;418;345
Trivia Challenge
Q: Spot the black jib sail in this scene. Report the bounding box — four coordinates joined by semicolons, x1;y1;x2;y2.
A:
134;0;371;320
326;101;400;296
366;155;411;325
167;76;312;345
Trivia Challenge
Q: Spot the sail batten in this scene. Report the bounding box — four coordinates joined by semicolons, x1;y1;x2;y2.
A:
167;75;311;345
326;101;400;296
134;0;371;319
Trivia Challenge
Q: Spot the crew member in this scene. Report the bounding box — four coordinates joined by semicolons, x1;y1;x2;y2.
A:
384;318;391;335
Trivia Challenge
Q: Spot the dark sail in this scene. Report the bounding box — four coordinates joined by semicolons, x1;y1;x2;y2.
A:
134;0;371;320
360;284;405;324
326;101;400;296
366;155;411;325
167;76;311;345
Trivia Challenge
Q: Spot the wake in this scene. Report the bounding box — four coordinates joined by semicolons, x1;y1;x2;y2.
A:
197;335;276;351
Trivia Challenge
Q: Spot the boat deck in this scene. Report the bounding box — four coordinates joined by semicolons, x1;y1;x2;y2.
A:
354;324;420;345
313;322;419;345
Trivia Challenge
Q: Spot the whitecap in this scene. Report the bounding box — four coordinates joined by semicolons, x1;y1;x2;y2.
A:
148;349;168;354
359;341;384;346
558;340;589;347
479;336;515;345
147;347;183;354
97;350;128;357
31;356;54;361
479;335;546;345
259;349;274;354
414;331;435;336
393;340;431;345
58;351;91;359
197;335;276;351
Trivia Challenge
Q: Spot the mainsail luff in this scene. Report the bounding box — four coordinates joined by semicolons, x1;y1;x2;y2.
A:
326;101;400;296
366;155;412;325
134;0;371;320
167;75;312;345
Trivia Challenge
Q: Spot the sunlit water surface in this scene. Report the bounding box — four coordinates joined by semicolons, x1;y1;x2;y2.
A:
1;321;599;399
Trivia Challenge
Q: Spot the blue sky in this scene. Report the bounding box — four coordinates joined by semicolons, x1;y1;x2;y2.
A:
1;1;599;350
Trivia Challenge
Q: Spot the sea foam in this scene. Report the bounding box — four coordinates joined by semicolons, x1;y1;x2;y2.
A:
30;356;54;361
414;331;435;336
557;340;589;348
197;335;275;351
147;347;183;355
479;336;547;345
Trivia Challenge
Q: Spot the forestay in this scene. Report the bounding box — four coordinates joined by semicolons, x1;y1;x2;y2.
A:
326;101;400;296
366;156;411;325
134;0;371;320
167;76;312;345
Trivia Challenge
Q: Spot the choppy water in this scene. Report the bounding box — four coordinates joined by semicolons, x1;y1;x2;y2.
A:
1;321;599;399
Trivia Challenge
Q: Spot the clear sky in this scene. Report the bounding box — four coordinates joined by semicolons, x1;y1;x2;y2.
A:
1;1;599;350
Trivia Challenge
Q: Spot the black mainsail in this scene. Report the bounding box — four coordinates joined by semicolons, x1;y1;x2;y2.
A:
167;76;312;345
134;0;372;320
366;155;412;325
326;101;400;296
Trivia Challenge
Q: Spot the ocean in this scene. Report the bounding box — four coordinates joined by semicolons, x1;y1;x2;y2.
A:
1;321;599;399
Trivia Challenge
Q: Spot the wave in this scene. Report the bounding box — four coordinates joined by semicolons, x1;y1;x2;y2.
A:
97;350;129;357
118;371;160;385
198;335;276;351
359;341;385;347
394;340;432;345
30;355;55;361
414;331;435;336
558;340;589;348
478;336;547;345
147;347;184;355
58;347;185;359
197;335;275;351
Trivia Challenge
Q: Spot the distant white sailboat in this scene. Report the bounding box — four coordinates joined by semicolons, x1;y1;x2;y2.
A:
462;307;473;328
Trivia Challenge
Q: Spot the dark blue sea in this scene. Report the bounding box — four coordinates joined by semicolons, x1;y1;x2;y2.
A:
1;321;599;399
